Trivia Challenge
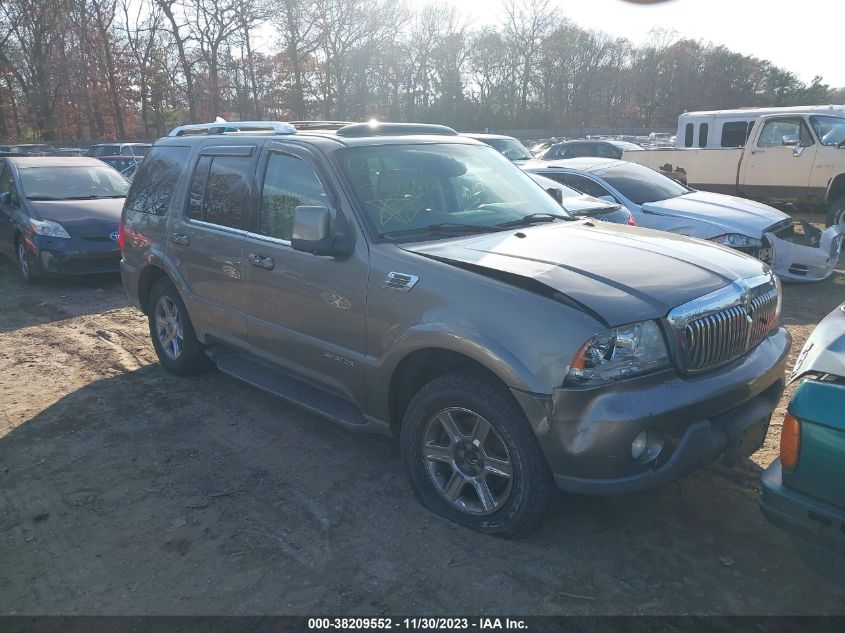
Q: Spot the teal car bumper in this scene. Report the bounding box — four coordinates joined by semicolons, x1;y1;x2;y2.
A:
761;459;845;556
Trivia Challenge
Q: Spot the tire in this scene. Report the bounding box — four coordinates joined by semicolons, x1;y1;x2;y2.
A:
147;278;210;376
17;240;33;284
400;371;556;537
826;195;845;228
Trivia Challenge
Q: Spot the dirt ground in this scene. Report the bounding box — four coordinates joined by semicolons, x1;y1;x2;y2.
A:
1;220;844;616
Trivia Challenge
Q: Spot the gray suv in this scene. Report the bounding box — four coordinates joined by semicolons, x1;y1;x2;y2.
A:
121;120;791;536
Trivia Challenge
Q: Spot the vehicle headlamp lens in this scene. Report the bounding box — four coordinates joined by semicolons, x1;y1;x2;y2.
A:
565;320;670;386
708;233;763;249
30;218;71;239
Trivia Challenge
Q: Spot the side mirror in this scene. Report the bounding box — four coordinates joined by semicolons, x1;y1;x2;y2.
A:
545;187;563;205
291;205;352;258
781;134;800;147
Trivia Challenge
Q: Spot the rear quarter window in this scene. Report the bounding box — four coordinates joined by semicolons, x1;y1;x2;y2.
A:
124;145;190;216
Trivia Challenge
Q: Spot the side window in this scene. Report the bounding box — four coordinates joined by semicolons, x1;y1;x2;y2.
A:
187;156;212;221
699;123;709;148
595;143;618;158
684;123;694;148
721;121;749;148
758;118;814;147
259;153;332;241
125;145;190;216
0;165;20;207
546;173;611;199
187;156;251;230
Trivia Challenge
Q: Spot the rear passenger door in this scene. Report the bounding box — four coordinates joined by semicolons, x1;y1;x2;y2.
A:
241;141;369;402
167;144;258;347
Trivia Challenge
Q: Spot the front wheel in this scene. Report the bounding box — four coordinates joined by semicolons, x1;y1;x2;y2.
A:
826;195;845;228
147;279;210;376
400;371;556;537
17;241;33;284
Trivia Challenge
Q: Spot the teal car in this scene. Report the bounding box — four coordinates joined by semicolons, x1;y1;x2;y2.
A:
760;301;845;555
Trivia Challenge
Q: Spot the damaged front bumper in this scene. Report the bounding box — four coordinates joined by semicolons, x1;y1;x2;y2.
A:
764;221;844;283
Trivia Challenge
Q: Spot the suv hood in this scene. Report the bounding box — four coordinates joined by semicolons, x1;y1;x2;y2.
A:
791;302;845;382
402;221;767;326
642;191;790;238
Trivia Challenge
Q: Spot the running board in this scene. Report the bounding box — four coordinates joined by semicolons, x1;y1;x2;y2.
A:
206;346;367;426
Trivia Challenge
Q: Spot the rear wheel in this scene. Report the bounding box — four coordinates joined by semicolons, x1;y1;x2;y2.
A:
400;371;556;537
826;195;845;228
148;279;210;376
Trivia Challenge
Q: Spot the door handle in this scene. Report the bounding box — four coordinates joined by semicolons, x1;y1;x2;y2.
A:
248;252;275;270
171;232;190;246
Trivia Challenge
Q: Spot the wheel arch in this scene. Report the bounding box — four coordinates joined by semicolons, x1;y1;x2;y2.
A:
826;174;845;205
137;264;168;315
385;333;543;436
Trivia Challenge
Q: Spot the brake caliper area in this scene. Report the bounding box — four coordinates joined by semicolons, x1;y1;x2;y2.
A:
765;220;845;282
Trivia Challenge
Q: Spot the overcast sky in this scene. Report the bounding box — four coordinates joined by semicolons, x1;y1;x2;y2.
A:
419;0;845;88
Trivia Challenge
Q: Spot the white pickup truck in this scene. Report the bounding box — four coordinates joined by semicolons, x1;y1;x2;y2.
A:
623;107;845;228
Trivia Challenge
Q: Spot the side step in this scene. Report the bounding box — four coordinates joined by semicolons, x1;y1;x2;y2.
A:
206;346;367;426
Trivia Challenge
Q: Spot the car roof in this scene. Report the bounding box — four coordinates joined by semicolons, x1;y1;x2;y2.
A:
90;142;151;146
523;157;622;172
460;133;518;141
5;156;110;168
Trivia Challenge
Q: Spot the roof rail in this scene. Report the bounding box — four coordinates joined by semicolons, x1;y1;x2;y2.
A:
168;121;297;137
335;122;459;138
290;120;354;131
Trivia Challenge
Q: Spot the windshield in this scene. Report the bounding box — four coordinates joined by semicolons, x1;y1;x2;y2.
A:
595;162;690;205
338;143;569;242
482;138;533;162
19;166;130;200
810;115;845;146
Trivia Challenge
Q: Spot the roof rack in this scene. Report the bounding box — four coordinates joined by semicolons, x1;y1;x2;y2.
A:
290;120;354;131
335;122;459;138
168;121;297;137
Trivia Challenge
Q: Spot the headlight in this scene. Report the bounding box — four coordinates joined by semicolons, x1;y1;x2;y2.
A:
30;218;71;238
565;320;671;386
708;233;762;249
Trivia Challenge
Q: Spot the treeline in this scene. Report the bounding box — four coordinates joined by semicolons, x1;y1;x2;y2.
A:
0;0;842;142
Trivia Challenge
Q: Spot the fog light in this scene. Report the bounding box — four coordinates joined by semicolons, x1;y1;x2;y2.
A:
631;431;648;460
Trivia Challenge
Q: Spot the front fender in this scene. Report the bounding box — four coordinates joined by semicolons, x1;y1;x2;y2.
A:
364;322;554;425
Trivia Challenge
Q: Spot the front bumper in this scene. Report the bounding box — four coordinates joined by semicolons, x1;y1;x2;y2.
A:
30;234;121;276
760;459;845;556
513;327;791;494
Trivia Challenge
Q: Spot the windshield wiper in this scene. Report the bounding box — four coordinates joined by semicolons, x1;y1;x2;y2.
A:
25;196;59;201
495;212;575;228
379;222;503;239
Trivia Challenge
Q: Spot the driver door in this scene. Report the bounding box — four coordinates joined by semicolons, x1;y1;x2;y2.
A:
740;117;818;202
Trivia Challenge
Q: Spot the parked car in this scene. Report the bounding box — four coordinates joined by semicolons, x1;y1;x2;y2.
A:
122;120;789;536
539;139;642;161
526;172;635;225
460;133;534;165
524;158;843;282
0;157;129;282
623;107;845;227
97;155;141;181
760;300;845;557
0;143;55;157
86;142;151;159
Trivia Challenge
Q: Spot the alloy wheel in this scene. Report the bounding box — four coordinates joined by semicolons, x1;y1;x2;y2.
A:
422;407;513;515
154;295;184;360
17;242;30;281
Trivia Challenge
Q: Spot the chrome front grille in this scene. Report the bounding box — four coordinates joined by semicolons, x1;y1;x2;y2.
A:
668;274;780;374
